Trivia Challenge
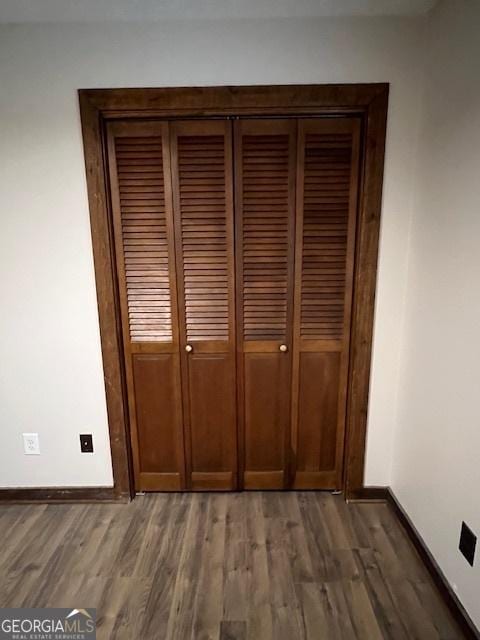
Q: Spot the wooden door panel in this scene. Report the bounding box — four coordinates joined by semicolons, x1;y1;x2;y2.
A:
188;353;237;490
243;353;290;488
235;120;296;489
292;118;361;490
107;121;186;491
170;120;237;490
132;354;183;490
294;351;339;489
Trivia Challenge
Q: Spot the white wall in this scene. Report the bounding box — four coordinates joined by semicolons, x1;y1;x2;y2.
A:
391;0;480;628
0;16;426;486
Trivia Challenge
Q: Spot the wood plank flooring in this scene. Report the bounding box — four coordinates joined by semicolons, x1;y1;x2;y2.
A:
0;492;464;639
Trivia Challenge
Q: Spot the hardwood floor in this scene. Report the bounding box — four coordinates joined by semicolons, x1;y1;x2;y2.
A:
0;492;464;639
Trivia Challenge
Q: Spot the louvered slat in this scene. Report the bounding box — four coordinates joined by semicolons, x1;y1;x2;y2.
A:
176;134;229;341
114;136;173;342
300;133;353;340
241;134;291;341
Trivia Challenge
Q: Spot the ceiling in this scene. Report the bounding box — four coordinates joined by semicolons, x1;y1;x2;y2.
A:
0;0;438;23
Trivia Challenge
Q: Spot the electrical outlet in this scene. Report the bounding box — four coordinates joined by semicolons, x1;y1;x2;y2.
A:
459;522;477;567
23;433;40;455
80;434;94;453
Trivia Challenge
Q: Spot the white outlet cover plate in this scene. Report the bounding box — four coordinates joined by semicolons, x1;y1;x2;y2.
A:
23;433;40;455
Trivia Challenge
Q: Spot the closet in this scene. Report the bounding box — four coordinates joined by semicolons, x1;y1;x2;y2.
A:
107;115;360;492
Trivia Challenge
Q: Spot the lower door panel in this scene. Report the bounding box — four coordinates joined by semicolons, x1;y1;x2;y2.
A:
243;349;291;489
187;351;237;490
293;350;340;489
132;353;185;491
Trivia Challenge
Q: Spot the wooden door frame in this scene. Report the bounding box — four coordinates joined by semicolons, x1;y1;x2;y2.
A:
79;83;389;500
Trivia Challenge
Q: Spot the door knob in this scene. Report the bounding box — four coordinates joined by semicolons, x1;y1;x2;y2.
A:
185;344;193;353
279;344;288;352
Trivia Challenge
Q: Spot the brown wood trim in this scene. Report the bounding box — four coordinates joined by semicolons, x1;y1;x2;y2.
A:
386;488;480;640
138;473;182;492
343;87;389;499
191;472;235;491
0;487;124;504
78;83;389;500
346;486;390;502
243;471;285;490
79;92;134;501
292;471;337;490
79;84;387;117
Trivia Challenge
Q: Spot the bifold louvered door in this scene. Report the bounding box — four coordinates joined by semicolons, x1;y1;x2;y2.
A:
107;121;186;491
235;120;296;489
107;116;361;493
169;121;237;491
291;118;360;489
